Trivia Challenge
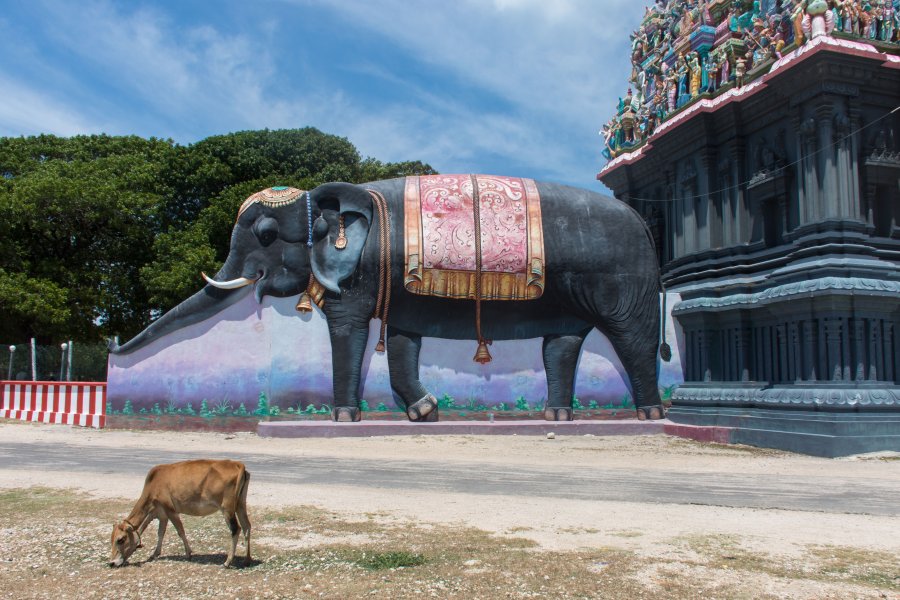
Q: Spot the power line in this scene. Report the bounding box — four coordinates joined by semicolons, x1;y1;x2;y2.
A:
612;104;900;204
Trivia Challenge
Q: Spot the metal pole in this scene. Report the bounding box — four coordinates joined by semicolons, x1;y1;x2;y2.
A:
31;338;37;381
59;343;68;381
6;346;14;380
67;340;73;380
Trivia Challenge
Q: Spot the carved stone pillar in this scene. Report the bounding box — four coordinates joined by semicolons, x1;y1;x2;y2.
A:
799;116;819;224
825;319;843;381
738;326;751;382
868;319;881;381
730;141;749;243
776;324;788;383
802;319;817;382
853;318;866;381
815;102;838;218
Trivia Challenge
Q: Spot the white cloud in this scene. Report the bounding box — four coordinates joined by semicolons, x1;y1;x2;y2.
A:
0;0;646;186
0;74;101;137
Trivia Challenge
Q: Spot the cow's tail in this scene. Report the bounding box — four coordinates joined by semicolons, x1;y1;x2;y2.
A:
236;464;250;510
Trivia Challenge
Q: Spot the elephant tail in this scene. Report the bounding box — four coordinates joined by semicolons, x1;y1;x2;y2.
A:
623;200;672;363
659;280;672;362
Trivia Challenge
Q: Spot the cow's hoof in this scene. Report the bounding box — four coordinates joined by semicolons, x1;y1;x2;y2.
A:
636;405;665;421
407;394;438;422
544;407;573;421
333;407;362;422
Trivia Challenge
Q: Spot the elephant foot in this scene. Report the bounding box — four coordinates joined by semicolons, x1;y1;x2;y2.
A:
407;394;439;422
544;407;574;422
332;407;362;422
635;405;665;421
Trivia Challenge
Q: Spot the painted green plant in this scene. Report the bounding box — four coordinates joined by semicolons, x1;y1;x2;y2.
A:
254;392;270;416
437;394;456;409
199;399;211;417
234;403;249;417
376;402;388;412
515;396;529;411
183;402;196;416
151;403;163;415
588;400;599;410
213;400;232;416
572;397;584;410
122;400;134;415
360;399;370;412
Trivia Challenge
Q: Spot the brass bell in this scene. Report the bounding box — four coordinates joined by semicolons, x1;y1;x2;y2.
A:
473;340;493;364
295;293;313;313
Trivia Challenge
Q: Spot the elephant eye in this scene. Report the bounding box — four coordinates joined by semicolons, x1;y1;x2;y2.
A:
254;217;279;247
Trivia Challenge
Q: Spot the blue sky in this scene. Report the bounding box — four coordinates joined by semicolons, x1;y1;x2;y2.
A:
0;0;645;189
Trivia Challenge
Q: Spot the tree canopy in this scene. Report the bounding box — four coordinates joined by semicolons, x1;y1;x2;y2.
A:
0;128;436;343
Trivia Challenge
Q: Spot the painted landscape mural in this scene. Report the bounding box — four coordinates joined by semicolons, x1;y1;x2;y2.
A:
107;291;684;417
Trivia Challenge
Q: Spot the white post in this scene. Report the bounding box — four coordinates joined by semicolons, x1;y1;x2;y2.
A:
31;338;37;381
59;343;68;381
67;340;73;380
6;345;14;380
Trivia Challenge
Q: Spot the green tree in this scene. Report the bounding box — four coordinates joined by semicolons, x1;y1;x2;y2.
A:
0;128;436;343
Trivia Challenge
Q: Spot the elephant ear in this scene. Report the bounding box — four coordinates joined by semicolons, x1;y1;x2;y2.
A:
308;182;373;294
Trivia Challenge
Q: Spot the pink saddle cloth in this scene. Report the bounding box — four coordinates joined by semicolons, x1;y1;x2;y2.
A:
403;174;545;301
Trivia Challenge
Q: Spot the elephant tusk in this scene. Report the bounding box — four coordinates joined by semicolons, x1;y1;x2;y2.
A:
201;272;257;290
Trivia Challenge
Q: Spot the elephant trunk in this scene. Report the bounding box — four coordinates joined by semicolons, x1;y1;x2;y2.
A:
108;263;249;355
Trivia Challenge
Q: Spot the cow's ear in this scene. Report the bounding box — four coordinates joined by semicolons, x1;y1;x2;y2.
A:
124;523;134;533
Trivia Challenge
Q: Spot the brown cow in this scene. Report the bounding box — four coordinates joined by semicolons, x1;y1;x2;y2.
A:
109;459;251;567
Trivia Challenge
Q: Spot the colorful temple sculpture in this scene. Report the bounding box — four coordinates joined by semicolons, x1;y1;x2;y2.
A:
599;0;900;456
602;0;900;160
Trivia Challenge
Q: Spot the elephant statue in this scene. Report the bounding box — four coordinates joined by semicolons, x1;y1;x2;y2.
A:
110;175;671;423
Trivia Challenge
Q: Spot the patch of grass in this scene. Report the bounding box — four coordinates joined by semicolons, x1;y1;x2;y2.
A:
676;534;900;593
349;550;427;570
808;545;900;590
1;488;896;599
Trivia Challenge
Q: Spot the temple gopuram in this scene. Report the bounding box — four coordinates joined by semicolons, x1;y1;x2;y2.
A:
598;0;900;456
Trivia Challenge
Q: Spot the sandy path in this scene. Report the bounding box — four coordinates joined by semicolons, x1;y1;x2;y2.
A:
1;421;899;561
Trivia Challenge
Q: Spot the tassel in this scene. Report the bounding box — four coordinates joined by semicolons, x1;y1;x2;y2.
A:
473;340;492;364
295;293;313;313
375;339;386;353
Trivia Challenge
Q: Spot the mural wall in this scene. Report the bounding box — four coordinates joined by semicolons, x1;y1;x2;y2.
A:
107;290;684;415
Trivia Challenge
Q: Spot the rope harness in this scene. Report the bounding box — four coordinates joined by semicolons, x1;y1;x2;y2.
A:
368;189;392;353
471;174;492;363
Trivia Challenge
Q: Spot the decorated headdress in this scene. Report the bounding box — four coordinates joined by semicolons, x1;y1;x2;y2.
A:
236;186;305;220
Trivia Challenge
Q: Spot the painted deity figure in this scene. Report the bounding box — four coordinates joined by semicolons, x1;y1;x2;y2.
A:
791;0;807;43
666;69;678;112
802;0;836;39
689;52;702;98
884;0;896;41
734;55;747;87
706;53;720;92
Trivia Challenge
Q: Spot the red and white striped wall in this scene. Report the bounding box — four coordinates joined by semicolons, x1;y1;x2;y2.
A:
1;381;106;428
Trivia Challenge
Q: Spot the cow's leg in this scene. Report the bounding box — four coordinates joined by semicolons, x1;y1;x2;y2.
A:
223;511;239;567
150;516;168;560
542;329;590;421
167;511;192;560
236;504;252;563
387;327;438;422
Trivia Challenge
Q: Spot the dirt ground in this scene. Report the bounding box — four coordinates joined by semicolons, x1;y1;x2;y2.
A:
0;421;898;599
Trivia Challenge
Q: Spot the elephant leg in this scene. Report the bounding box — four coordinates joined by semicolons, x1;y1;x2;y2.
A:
542;330;590;422
602;317;665;421
386;327;438;422
326;317;370;422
